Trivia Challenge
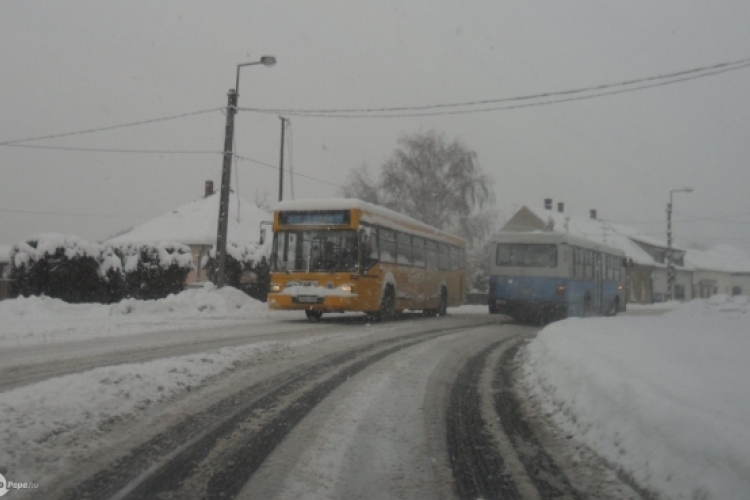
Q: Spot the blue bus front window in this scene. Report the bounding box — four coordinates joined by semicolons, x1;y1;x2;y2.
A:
496;244;558;268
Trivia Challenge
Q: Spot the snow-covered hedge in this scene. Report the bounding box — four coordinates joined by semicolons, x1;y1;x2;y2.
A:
114;242;195;300
203;242;269;302
9;234;194;303
10;234;106;303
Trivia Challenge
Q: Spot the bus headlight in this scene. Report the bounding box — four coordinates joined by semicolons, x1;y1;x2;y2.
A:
341;284;353;293
270;283;282;293
618;284;624;291
555;284;566;297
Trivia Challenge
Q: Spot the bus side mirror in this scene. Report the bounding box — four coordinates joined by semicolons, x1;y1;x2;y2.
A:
259;220;273;245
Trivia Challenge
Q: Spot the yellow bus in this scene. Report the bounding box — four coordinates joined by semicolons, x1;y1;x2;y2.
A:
267;198;466;320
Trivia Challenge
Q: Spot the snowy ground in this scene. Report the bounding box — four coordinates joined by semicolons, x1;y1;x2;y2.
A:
0;284;294;348
6;284;745;498
521;294;750;499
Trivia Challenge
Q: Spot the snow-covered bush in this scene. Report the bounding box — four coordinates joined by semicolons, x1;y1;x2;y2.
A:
8;236;196;304
115;242;195;300
9;234;107;303
203;242;270;302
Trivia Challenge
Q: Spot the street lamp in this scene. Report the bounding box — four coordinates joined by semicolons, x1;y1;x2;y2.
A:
216;55;276;288
666;187;693;301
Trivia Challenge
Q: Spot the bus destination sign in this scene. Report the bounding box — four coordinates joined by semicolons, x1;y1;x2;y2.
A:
280;210;351;226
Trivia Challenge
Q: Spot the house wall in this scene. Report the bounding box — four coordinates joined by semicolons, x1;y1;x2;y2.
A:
627;265;654;304
675;269;693;301
692;270;732;298
651;267;667;302
731;274;750;296
188;245;211;284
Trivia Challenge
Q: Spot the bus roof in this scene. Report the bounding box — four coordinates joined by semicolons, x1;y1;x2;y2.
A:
492;231;625;257
274;198;464;247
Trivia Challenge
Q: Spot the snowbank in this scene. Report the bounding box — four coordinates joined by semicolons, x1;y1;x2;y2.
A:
521;295;750;499
0;284;274;348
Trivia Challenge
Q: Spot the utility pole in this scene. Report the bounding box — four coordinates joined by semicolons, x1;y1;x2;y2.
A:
278;117;288;202
666;187;693;301
216;89;238;288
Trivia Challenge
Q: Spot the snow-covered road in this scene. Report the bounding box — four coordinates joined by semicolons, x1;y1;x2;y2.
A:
3;287;745;499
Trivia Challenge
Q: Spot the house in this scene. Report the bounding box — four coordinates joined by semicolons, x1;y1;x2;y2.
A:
502;201;693;303
107;181;272;284
685;245;750;298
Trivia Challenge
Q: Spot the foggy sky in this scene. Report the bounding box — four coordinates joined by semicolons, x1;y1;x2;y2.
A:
1;1;749;251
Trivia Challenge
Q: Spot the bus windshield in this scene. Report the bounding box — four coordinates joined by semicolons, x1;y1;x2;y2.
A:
273;230;358;273
496;243;558;268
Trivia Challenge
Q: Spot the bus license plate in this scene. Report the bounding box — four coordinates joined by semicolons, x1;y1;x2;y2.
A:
297;295;319;303
496;299;507;305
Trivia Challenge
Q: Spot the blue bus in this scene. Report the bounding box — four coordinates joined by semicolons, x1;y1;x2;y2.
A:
488;232;626;323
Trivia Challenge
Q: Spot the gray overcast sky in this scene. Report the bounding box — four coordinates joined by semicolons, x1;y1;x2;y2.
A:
1;1;749;251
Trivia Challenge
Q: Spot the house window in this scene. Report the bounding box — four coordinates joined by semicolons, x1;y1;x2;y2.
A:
733;286;743;296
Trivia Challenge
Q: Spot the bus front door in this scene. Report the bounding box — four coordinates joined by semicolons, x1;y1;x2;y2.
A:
594;253;603;313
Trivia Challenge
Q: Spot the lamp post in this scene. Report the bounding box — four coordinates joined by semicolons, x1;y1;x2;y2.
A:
666;187;693;301
216;56;276;288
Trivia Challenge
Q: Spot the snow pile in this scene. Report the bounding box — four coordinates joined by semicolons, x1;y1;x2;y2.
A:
521;295;750;499
0;284;271;348
110;283;267;316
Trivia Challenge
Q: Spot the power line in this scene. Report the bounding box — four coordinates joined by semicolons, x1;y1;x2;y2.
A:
239;57;750;118
233;154;343;189
673;210;750;221
0;207;150;218
1;143;221;154
0;108;222;145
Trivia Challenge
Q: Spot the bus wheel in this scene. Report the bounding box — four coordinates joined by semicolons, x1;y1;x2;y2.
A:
437;288;448;317
375;287;395;322
305;309;323;321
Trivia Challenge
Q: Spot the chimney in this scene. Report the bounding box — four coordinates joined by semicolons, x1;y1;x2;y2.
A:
544;198;553;210
590;209;597;220
557;202;564;213
205;180;214;198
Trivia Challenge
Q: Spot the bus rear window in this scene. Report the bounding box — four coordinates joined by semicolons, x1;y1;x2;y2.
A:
496;244;558;268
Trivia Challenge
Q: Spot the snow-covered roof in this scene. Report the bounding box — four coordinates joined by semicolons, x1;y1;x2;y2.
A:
274;198;464;246
522;206;668;267
108;192;270;246
685;245;750;274
0;244;11;264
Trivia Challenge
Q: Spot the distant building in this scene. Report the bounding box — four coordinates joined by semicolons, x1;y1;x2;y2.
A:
685;245;750;298
107;181;271;284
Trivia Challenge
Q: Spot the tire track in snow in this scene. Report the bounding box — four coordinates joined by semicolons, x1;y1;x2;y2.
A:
56;321;492;500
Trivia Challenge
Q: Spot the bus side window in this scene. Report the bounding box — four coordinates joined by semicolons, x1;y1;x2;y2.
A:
360;226;379;270
438;243;450;271
397;232;413;265
413;237;426;267
425;240;438;269
450;246;460;270
380;229;396;263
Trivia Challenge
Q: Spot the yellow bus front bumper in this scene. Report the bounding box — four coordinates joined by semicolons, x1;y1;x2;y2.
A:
267;293;361;312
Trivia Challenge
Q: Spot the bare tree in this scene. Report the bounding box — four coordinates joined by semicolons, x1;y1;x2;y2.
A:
340;131;495;246
340;164;380;204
